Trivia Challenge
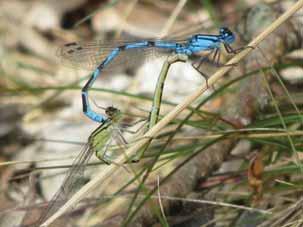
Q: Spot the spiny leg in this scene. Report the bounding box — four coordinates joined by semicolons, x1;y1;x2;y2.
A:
192;48;234;90
219;44;254;68
212;48;238;67
192;50;216;89
224;43;255;54
120;119;148;134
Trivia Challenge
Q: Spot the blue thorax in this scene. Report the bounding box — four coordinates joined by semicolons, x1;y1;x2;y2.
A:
178;27;236;55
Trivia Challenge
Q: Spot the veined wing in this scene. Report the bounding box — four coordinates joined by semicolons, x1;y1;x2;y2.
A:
109;126;140;163
57;38;186;72
21;121;112;226
92;122;134;163
91;121;125;163
57;1;302;73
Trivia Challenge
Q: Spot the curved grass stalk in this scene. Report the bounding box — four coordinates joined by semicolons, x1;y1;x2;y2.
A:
134;54;188;161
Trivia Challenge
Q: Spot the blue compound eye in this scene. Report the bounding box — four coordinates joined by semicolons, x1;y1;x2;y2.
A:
220;27;226;35
219;27;235;43
219;27;229;36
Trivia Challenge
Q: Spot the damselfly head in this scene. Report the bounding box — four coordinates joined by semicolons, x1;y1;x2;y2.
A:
105;106;121;119
219;27;235;44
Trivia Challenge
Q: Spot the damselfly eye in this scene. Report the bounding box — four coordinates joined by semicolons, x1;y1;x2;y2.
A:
219;27;230;36
218;27;235;44
105;106;118;118
219;27;226;34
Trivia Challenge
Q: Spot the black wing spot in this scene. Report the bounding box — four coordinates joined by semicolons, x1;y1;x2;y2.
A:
65;42;78;47
118;45;126;51
148;41;155;47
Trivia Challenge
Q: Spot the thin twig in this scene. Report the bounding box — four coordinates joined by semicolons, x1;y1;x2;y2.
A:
158;0;188;38
157;176;167;224
153;195;271;215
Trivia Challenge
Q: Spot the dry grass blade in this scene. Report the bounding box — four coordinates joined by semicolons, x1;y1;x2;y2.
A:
258;197;303;227
41;1;303;226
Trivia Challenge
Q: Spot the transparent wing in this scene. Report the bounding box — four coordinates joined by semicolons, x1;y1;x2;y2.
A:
57;2;302;72
42;145;93;225
92;133;114;164
93;125;130;163
21;122;112;226
57;39;183;71
110;126;138;162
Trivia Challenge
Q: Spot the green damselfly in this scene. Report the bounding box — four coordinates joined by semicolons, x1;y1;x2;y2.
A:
21;106;137;226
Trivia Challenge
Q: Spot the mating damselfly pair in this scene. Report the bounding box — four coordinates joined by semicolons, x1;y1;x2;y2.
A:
21;26;244;227
58;27;241;123
18;0;303;225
